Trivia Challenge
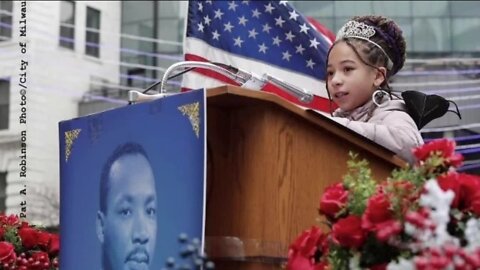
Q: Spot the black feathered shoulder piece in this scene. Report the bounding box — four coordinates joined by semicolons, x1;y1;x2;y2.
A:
401;90;462;130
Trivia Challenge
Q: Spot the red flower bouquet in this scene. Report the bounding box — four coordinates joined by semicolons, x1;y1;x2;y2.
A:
0;215;59;270
287;139;480;270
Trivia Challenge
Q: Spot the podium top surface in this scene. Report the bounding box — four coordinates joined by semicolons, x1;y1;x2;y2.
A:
206;85;407;168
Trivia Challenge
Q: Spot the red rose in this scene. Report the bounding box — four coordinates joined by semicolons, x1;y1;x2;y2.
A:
405;209;431;229
18;226;38;249
413;139;455;161
6;215;20;226
362;192;393;231
459;173;480;210
0;241;16;265
319;183;349;220
332;215;366;249
0;227;4;240
413;139;463;167
289;226;326;258
450;155;464;168
437;172;461;208
287;226;329;270
30;251;51;269
370;263;388;270
287;255;328;270
468;192;480;216
0;214;20;227
37;231;51;249
437;172;480;213
48;234;60;255
375;220;402;242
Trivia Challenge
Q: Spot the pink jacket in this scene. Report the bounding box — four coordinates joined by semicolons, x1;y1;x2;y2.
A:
329;99;424;164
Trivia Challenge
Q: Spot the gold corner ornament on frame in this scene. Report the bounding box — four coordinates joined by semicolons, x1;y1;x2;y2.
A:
178;102;200;138
64;129;81;162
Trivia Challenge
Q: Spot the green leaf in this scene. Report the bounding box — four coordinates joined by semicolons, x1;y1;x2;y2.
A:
4;228;22;251
328;244;351;270
343;152;376;215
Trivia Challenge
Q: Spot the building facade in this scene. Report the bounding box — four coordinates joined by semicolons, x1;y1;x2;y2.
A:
0;1;121;225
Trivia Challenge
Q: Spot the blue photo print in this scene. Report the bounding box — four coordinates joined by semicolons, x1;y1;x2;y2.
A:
59;89;206;270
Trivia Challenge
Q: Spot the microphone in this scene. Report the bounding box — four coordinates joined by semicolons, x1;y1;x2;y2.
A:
233;67;314;103
128;61;248;104
128;61;314;105
127;67;196;104
128;91;171;104
160;61;250;93
167;61;314;103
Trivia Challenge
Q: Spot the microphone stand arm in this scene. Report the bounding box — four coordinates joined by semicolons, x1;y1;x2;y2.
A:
235;68;314;103
129;61;314;105
160;61;250;93
263;74;314;103
128;61;249;104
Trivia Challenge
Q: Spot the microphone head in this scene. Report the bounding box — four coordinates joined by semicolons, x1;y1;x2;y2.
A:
128;90;169;104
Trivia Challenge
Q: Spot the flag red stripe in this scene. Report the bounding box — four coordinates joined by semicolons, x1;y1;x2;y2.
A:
307;17;336;44
185;54;240;86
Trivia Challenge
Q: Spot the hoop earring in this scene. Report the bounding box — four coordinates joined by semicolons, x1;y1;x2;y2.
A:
372;89;391;108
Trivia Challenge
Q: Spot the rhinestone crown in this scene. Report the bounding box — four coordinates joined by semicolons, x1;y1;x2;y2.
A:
337;20;376;40
336;20;394;70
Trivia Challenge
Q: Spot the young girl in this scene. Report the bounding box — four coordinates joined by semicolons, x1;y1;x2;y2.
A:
326;15;423;164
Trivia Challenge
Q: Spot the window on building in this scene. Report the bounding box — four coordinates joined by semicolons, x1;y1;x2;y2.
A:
0;79;9;130
0;1;13;41
0;172;6;213
86;6;101;58
59;1;75;49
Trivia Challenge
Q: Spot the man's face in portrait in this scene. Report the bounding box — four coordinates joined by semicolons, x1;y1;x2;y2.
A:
97;153;157;270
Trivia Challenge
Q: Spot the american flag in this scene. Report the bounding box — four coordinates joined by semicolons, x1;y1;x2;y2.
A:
182;0;335;112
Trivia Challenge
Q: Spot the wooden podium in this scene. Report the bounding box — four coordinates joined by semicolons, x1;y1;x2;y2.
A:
204;86;406;269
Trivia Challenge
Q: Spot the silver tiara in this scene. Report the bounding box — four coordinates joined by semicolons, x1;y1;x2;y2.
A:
336;20;394;70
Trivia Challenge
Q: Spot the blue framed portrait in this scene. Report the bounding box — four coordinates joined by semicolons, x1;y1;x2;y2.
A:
59;89;206;270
